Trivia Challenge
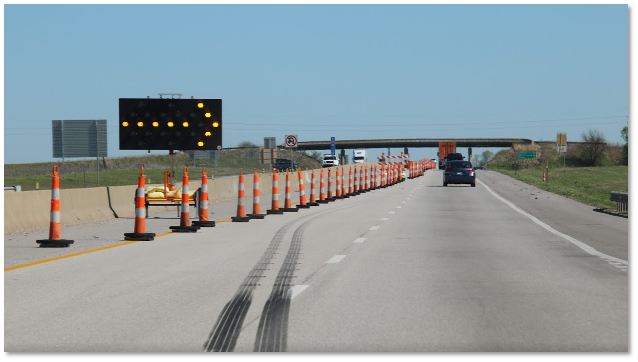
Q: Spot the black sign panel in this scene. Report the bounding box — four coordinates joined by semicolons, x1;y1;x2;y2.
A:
119;98;222;150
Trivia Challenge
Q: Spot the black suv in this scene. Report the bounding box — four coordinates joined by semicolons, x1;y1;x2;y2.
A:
274;158;298;172
447;153;464;161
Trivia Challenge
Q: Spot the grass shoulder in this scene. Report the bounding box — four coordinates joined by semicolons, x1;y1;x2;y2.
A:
486;164;628;210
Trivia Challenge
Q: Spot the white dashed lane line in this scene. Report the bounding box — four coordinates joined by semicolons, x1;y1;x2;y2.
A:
381;218;389;221
369;226;379;231
326;255;346;264
285;285;309;300
354;238;366;243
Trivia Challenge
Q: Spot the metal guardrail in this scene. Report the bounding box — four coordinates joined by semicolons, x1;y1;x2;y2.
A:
610;191;628;213
4;185;21;192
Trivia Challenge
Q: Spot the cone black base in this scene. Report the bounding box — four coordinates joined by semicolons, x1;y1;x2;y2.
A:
283;208;299;212
231;216;251;222
170;225;200;232
297;204;311;209
248;214;266;219
308;202;320;206
317;200;330;204
267;209;285;215
37;239;74;247
124;232;156;241
192;220;216;227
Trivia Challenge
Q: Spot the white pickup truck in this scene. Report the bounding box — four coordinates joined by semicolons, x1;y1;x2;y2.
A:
322;154;340;168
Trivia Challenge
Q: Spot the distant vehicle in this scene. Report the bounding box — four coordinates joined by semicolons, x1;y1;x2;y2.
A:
274;158;298;171
443;160;476;187
440;156;448;170
322;154;340;168
439;142;456;169
353;149;367;163
447;153;464;161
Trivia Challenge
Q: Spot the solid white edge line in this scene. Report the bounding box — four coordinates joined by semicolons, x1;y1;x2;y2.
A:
477;179;628;266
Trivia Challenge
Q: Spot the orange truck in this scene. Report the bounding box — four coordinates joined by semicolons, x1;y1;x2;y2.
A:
438;142;456;169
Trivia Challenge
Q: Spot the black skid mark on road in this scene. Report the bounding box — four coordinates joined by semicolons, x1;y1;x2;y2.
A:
203;223;292;352
203;201;362;352
253;219;309;352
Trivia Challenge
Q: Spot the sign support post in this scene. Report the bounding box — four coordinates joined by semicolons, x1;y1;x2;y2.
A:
285;135;298;165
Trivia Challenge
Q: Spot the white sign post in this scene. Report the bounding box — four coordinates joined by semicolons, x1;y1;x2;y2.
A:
284;135;298;163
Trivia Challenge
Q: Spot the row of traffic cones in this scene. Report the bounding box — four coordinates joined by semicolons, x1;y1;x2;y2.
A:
37;161;429;247
231;164;414;221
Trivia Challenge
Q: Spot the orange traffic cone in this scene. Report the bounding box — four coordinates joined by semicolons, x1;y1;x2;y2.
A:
354;166;361;194
341;167;350;198
364;166;370;192
37;165;75;247
371;166;377;189
335;167;343;199
193;167;216;227
267;168;284;215
318;168;329;203
308;169;320;206
231;168;251;222
124;167;156;240
248;168;266;219
327;168;335;201
171;167;200;232
381;165;387;188
348;167;355;195
297;169;310;209
283;169;299;212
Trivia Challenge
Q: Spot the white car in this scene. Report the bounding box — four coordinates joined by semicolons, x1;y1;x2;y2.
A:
322;155;340;167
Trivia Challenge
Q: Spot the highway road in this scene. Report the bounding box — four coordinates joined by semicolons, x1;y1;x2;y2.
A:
4;170;628;352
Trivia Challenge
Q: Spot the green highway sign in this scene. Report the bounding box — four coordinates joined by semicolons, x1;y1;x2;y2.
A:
518;152;537;159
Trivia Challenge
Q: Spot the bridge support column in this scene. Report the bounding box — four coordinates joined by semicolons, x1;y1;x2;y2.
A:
340;149;346;165
468;147;472;163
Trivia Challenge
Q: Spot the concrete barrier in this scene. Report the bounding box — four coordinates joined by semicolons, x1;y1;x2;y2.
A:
2;184;152;234
4;190;52;234
1;175;262;234
106;185;138;218
3;165;383;234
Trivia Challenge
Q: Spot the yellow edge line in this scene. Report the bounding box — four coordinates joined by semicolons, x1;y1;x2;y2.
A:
6;206;288;272
5;240;142;272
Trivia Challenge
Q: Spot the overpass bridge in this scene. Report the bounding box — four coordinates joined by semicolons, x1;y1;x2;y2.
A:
284;138;534;163
289;138;534;151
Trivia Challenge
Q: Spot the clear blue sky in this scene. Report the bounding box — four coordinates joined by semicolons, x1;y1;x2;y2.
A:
2;4;628;164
